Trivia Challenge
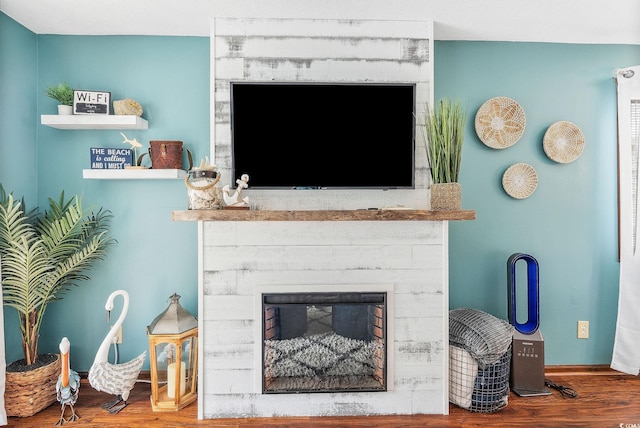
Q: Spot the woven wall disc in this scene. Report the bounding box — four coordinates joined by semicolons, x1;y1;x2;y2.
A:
475;97;526;149
543;121;584;163
502;163;538;199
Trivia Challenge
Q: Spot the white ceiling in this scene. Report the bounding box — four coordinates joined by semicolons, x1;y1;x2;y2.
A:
1;0;639;44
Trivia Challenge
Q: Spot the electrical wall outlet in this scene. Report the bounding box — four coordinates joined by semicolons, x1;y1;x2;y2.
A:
112;325;123;344
577;320;589;339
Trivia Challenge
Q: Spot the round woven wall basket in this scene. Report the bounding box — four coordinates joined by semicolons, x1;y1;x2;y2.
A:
5;353;61;417
502;163;538;199
543;121;584;163
475;97;526;149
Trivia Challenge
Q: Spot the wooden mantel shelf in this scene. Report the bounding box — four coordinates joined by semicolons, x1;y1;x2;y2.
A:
172;209;476;222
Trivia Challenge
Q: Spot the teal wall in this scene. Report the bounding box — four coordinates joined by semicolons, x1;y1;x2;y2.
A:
35;34;209;370
35;35;209;371
2;12;640;369
2;13;209;370
0;13;37;199
438;42;640;364
0;13;39;361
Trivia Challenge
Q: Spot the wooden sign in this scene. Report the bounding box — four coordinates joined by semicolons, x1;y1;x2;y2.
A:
90;147;132;169
74;90;111;114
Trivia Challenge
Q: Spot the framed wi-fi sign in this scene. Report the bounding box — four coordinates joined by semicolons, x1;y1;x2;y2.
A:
73;89;111;114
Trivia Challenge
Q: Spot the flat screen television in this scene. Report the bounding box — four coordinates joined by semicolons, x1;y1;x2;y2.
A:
230;82;416;189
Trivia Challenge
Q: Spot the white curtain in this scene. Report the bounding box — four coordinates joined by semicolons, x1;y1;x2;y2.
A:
611;65;640;375
0;260;6;425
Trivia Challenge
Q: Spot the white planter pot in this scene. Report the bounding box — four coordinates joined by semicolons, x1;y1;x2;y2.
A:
57;105;73;115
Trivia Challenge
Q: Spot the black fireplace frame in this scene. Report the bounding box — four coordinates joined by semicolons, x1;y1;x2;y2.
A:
262;291;388;394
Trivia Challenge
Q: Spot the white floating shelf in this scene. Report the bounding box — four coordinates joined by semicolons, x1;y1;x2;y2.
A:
83;169;186;180
41;114;148;130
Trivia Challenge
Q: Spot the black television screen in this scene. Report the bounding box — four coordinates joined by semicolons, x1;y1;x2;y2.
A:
230;82;416;189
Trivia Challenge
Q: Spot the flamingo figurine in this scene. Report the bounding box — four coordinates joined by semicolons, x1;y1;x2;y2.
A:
88;290;146;414
55;337;80;425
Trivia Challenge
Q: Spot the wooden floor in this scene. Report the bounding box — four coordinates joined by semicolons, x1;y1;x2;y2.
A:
6;367;640;427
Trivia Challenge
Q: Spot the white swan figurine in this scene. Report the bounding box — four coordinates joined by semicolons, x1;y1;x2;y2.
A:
88;290;146;414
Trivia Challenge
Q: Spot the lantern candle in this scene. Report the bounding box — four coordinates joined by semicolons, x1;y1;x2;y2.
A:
167;361;186;398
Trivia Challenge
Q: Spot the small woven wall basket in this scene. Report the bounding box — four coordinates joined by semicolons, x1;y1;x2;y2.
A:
5;354;61;417
475;97;526;149
543;121;585;164
430;182;462;210
502;163;538;199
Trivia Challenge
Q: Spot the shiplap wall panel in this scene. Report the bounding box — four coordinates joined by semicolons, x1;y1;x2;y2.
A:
202;295;253;320
214;38;429;62
204;368;254;394
394;341;444;366
396;292;447;316
204;244;429;272
200;219;447;418
203;221;443;246
203;270;237;295
394;364;444;390
202;320;255;345
214;18;431;38
230;267;443;296
215;58;431;82
211;17;433;211
203;372;445;418
203;343;254;369
202;390;419;418
228;266;443;285
202;17;442;419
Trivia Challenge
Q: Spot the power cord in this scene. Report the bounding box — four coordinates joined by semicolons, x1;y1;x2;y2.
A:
544;379;578;398
109;341;119;365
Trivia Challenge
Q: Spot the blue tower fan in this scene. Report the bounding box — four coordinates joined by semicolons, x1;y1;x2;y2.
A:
507;253;551;396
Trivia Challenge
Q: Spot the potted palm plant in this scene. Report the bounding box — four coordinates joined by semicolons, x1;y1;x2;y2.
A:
44;82;74;114
0;185;115;417
420;98;467;210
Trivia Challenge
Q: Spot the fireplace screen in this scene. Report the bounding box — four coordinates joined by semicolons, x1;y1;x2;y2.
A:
262;292;387;393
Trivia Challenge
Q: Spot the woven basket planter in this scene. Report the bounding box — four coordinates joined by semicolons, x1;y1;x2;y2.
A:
5;353;61;417
430;182;462;211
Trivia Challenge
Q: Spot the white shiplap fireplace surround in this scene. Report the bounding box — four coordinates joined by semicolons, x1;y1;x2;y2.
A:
172;18;474;419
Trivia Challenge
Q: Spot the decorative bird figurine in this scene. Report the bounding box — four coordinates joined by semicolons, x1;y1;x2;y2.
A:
56;337;80;425
88;290;146;414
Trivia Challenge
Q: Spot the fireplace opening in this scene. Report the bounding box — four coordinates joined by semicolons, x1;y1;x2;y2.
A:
262;292;387;394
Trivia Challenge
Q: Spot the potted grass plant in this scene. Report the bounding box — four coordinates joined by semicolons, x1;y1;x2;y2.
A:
420;98;467;210
44;82;74;115
0;185;115;416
